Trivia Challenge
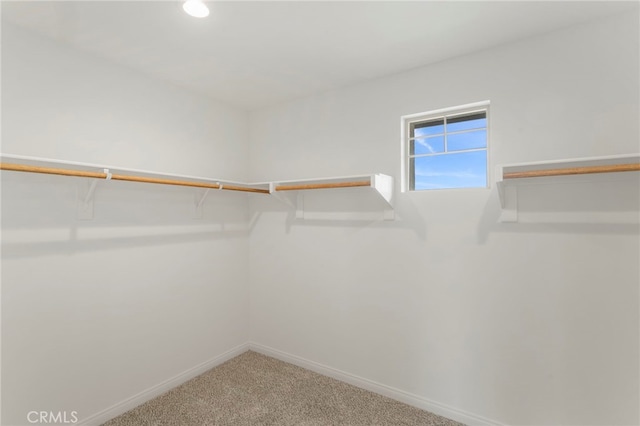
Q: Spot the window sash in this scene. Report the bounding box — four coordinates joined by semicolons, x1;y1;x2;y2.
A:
404;105;489;191
409;126;487;140
409;147;486;159
408;110;487;155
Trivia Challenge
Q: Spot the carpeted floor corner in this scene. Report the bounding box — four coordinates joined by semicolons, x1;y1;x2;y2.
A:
102;350;463;425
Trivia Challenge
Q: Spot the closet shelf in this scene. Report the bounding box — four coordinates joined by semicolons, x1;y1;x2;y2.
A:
269;174;394;206
495;153;640;222
1;154;395;220
0;153;270;193
274;180;371;191
266;174;395;221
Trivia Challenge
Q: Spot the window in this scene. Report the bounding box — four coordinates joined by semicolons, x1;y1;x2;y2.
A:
402;101;489;191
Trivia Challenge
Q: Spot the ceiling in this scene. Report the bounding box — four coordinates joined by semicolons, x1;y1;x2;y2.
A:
2;1;637;110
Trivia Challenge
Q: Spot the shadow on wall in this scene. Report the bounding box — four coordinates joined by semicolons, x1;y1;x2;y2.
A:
1;171;251;258
1;226;249;259
477;177;640;243
247;187;428;240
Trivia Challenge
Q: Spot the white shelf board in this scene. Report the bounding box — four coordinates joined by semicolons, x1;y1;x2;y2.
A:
0;153;270;192
495;153;640;222
1;153;394;220
271;173;394;207
270;174;394;220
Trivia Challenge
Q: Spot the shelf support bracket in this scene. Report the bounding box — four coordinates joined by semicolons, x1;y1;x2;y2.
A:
76;169;111;220
77;179;98;220
499;185;518;223
76;179;98;220
76;168;110;220
372;174;394;220
269;182;298;209
193;188;211;219
83;180;98;205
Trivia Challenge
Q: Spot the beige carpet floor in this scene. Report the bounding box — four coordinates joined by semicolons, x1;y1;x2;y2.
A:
103;351;462;426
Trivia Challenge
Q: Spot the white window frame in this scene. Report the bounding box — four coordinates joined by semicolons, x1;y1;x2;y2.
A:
401;100;490;192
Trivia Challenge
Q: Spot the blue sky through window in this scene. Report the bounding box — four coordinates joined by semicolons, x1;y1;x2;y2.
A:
412;136;445;155
409;110;487;190
412;150;487;190
448;129;486;151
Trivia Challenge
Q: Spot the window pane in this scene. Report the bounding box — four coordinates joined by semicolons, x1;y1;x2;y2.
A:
412;119;444;138
411;136;444;155
412;151;487;190
447;129;486;151
447;112;486;132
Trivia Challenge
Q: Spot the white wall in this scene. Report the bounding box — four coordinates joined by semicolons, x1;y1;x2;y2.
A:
248;12;639;426
2;9;639;426
1;24;251;425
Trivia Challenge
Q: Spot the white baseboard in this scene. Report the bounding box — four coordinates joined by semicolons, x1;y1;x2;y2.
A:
78;343;250;426
77;341;504;426
248;342;505;426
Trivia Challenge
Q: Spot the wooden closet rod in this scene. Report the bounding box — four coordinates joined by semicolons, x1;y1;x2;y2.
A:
0;163;270;194
503;163;640;179
275;180;371;191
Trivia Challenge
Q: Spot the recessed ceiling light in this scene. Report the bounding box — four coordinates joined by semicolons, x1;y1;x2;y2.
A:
183;0;209;18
